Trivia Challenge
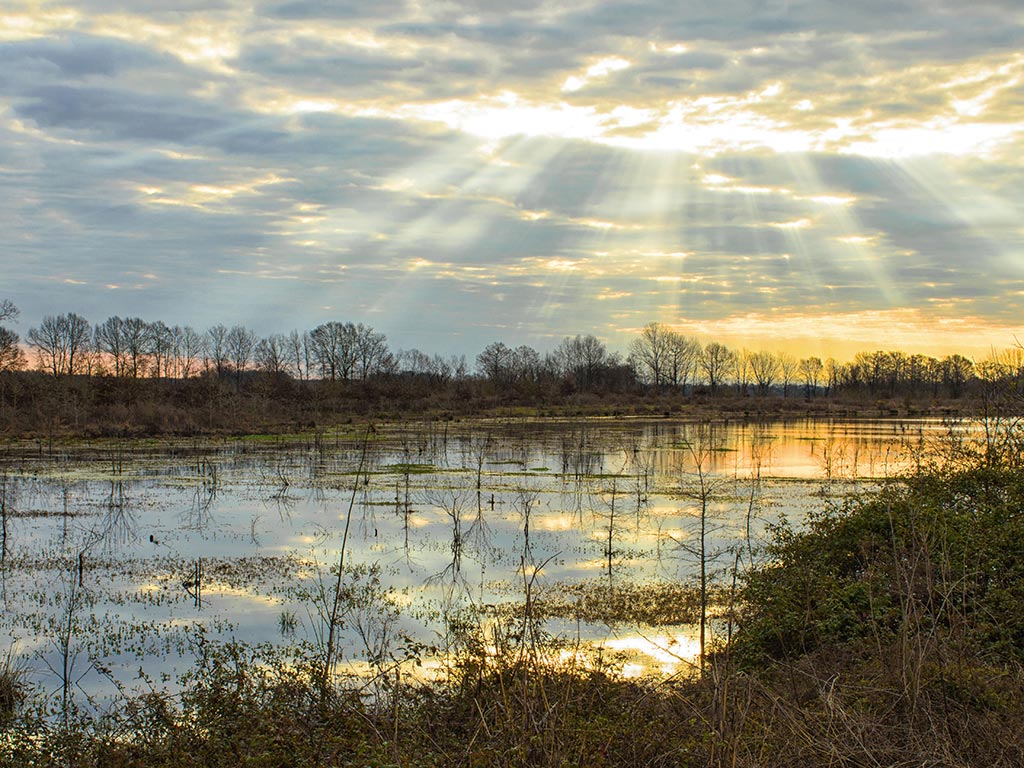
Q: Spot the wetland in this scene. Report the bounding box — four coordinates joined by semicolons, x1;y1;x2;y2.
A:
0;416;951;702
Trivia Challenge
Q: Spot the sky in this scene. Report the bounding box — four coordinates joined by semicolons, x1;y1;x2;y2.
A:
2;1;1024;361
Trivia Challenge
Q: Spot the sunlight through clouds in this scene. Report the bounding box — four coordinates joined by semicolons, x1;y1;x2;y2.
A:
0;0;1023;354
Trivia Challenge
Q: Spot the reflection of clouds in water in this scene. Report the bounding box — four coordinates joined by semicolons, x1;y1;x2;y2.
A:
0;418;978;701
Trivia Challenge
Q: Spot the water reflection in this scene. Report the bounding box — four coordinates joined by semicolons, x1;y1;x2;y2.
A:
0;417;966;700
95;479;137;555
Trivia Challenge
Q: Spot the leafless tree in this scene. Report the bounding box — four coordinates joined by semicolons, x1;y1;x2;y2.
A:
799;356;823;397
666;333;701;390
226;325;257;384
0;300;24;372
401;349;465;385
148;321;174;378
629;322;670;386
121;317;150;378
0;328;22;373
778;352;798;398
310;321;356;380
174;326;203;379
510;344;540;384
287;329;312;381
555;333;609;387
353;324;393;379
205;324;229;376
700;342;735;395
256;333;289;375
28;313;91;377
748;350;779;396
476;341;513;385
94;317;127;376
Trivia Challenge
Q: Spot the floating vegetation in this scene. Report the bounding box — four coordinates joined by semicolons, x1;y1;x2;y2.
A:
486;580;706;626
381;463;437;474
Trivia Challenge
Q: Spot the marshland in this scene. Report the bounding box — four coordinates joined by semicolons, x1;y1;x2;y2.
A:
4;415;1022;766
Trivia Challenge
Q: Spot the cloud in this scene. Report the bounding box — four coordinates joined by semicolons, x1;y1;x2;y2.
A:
1;0;1023;358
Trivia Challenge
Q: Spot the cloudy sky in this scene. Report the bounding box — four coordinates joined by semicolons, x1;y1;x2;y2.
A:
2;0;1023;359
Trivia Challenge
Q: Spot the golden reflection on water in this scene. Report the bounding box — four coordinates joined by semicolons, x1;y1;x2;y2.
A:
601;631;702;677
0;417;977;701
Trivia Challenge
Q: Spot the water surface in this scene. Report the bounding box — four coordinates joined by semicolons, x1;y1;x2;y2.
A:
0;417;958;702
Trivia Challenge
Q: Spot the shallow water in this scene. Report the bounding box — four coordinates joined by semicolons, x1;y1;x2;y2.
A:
0;416;964;704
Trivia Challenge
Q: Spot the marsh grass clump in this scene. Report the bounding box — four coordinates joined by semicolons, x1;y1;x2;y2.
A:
0;648;25;728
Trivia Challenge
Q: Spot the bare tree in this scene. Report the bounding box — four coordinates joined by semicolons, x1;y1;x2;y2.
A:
400;348;433;377
121;317;150;378
205;324;229;377
353;324;393;379
700;342;734;395
226;325;257;385
256;334;289;375
66;312;93;376
666;333;701;390
94;317;127;376
310;321;357;381
555;334;609;387
402;349;465;385
148;321;174;379
0;328;22;372
287;329;312;381
174;326;203;379
778;352;798;398
28;313;91;377
799;356;823;397
510;345;541;384
748;350;779;396
476;341;513;385
942;354;974;398
824;357;840;397
629;322;670;386
0;301;24;372
676;423;731;673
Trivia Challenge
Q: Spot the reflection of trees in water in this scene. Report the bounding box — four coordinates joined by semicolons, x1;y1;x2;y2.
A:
59;476;75;551
620;435;655;523
742;424;774;566
559;427;603;519
0;474;10;564
462;432;492;491
514;484;541;570
671;423;734;672
0;473;12;607
184;458;218;532
264;457;294;504
97;479;137;555
424;485;473;587
593;476;625;587
357;483;378;540
464;491;496;563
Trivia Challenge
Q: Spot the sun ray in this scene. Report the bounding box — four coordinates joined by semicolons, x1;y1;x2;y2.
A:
786;153;904;308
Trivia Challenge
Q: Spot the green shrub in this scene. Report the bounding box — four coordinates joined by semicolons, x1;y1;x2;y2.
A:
736;464;1024;666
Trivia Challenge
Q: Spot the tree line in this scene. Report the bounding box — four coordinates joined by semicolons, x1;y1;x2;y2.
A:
0;302;1020;402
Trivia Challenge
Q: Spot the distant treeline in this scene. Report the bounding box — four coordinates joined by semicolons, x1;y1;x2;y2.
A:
0;300;1021;434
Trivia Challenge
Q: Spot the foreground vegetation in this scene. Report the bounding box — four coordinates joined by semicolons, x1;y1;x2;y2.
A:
3;432;1024;766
